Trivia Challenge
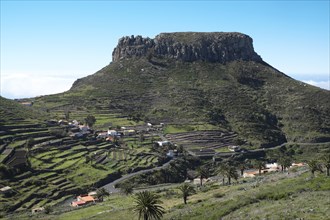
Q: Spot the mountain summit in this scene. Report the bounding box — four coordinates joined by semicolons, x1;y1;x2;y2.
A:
35;32;330;147
112;32;262;63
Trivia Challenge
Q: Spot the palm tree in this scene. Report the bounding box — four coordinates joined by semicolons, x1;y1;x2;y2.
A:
225;165;238;185
307;159;323;177
252;159;266;175
178;183;195;204
238;159;249;176
134;191;165;220
217;163;227;185
320;154;330;176
197;166;209;186
278;155;293;172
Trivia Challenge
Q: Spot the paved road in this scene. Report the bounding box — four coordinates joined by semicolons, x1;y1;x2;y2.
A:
101;158;175;193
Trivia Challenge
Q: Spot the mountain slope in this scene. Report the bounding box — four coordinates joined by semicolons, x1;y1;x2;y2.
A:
35;32;330;147
0;96;46;124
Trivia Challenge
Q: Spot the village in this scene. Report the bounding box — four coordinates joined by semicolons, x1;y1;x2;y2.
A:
0;115;309;214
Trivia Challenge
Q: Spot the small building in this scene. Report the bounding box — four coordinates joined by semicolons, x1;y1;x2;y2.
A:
291;162;305;167
108;130;118;136
71;200;86;207
79;125;90;132
123;129;136;136
72;120;79;126
228;145;241;152
166;149;178;158
77;195;96;203
156;141;170;147
20;101;33;106
97;132;108;139
193;178;209;186
265;163;280;172
71;194;97;207
0;186;13;195
58;120;69;125
243;171;258;178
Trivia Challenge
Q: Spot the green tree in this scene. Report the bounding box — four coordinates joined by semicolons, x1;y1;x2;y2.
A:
139;133;145;143
95;188;109;201
44;205;52;214
121;183;134;195
320;154;330;176
84;115;96;127
252;159;266;175
85;155;91;164
217;163;227;185
178;183;195;204
278;156;292;172
307;159;323;177
238;159;250;176
134;191;165;220
267;147;293;172
197;166;209;186
225;164;238;185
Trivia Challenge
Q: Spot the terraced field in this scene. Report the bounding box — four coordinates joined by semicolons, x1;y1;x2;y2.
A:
166;130;238;151
0;109;161;214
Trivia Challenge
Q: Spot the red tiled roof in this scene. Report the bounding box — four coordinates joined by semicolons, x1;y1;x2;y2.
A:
71;201;86;206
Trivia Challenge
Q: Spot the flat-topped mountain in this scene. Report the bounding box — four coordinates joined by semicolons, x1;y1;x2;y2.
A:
112;32;262;63
33;32;330;147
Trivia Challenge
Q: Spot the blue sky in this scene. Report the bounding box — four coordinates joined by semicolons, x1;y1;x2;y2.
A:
1;0;329;98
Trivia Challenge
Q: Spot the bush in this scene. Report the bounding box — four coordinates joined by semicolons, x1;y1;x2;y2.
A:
44;205;52;214
213;192;225;198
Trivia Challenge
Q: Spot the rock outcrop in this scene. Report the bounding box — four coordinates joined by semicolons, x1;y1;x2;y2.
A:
112;32;262;63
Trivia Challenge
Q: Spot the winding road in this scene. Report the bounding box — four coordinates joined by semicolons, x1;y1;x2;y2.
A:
101;158;175;193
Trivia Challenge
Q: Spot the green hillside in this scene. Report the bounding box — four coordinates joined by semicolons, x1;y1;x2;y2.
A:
4;166;330;220
0;96;47;124
33;57;330;147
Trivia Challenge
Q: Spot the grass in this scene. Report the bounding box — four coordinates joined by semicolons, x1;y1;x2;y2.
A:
3;167;329;220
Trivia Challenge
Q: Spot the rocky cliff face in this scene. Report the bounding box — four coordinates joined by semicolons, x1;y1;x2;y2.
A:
112;32;263;63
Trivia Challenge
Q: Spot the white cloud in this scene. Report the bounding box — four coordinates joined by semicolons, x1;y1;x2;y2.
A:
302;80;330;90
0;73;76;99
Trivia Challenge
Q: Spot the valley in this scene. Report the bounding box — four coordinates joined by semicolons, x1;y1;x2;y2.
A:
1;32;329;219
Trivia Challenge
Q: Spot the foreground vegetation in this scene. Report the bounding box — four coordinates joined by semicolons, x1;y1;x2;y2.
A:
3;166;329;220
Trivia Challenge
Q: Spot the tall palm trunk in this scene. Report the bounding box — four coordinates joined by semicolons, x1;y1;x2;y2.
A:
183;196;187;204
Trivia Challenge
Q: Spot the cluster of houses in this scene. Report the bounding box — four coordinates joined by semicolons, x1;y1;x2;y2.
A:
96;127;136;142
243;162;305;178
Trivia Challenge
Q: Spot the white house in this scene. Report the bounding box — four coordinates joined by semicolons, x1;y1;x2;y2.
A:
228;146;241;152
108;130;118;136
156;141;170;147
166;149;178;158
79;125;90;132
123;129;136;136
97;132;108;139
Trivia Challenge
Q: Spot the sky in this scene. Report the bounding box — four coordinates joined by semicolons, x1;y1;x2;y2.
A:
1;0;329;99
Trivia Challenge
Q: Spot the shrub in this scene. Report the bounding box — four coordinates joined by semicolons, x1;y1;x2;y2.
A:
213;192;225;198
44;205;52;214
